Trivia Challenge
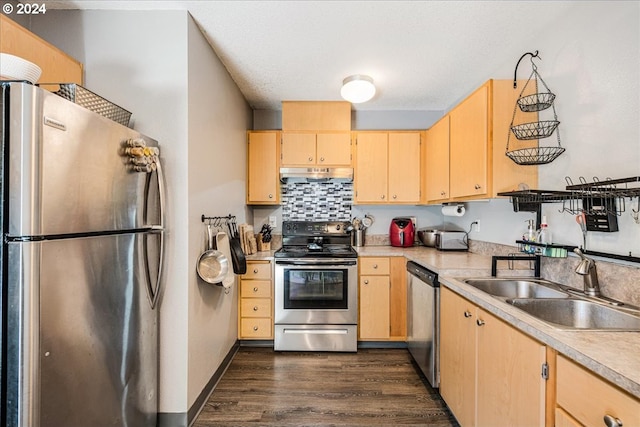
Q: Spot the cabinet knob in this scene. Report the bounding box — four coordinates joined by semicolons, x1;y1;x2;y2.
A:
253;326;259;331
393;195;397;199
253;269;259;274
476;319;485;326
253;306;259;311
603;414;623;427
268;194;273;199
381;195;385;200
253;287;259;292
364;280;369;285
320;157;325;162
474;184;482;190
308;157;313;162
464;311;472;318
441;191;446;196
373;264;378;269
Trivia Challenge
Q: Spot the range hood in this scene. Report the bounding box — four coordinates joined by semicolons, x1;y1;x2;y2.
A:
279;167;353;183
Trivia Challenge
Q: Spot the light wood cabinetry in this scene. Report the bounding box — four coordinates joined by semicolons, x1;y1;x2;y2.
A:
280;131;351;167
354;131;422;204
238;260;273;339
282;101;351;131
358;257;406;341
424;115;450;203
247;131;280;204
0;15;83;86
440;286;547;427
427;80;538;203
556;354;640;427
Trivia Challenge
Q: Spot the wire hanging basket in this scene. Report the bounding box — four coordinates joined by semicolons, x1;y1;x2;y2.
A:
506;51;564;166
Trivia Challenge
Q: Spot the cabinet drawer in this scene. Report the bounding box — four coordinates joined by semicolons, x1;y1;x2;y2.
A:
240;298;272;317
240;280;272;298
240;317;272;338
241;262;272;280
359;257;390;275
557;355;640;427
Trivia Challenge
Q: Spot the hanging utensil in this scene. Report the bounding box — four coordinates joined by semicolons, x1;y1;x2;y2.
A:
362;214;374;229
576;211;587;250
227;219;247;274
196;223;229;285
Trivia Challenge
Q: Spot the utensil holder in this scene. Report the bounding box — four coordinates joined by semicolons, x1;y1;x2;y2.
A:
352;230;365;247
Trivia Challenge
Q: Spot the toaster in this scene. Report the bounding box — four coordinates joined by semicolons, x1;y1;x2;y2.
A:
435;231;468;251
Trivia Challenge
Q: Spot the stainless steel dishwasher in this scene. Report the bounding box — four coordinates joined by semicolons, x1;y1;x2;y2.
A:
406;260;439;388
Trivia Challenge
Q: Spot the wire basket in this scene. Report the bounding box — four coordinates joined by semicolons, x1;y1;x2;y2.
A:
51;83;132;127
506;146;566;166
517;92;556;112
511;120;560;140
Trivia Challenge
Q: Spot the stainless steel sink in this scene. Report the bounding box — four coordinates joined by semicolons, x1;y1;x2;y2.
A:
463;278;570;299
506;298;640;331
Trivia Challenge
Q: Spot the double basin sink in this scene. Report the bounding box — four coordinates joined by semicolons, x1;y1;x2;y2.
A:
462;278;640;331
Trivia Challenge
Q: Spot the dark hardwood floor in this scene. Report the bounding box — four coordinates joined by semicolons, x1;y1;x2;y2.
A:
193;347;459;427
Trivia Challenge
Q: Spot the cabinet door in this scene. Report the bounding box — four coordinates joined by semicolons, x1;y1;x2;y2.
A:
555;408;583;427
316;132;352;166
388;132;421;203
439;287;477;427
449;84;488;199
0;15;83;87
355;132;388;203
389;257;407;340
476;308;546;427
247;132;279;204
425;115;450;203
359;275;390;339
281;132;316;166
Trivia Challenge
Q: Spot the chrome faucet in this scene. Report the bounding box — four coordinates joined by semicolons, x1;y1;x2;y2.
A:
573;248;600;297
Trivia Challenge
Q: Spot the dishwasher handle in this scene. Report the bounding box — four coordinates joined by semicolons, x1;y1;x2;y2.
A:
406;261;438;287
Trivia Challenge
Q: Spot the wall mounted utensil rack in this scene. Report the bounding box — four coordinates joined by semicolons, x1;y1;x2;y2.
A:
499;176;640;264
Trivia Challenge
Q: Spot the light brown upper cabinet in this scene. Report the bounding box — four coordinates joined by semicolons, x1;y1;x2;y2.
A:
424;115;450;203
435;80;538;203
0;15;83;87
354;131;422;204
280;131;352;167
282;101;351;131
247;131;280;205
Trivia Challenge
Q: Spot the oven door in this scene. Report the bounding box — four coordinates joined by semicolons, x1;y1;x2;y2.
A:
275;259;357;324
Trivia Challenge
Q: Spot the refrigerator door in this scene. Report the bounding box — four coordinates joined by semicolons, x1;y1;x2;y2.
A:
5;82;163;238
5;232;160;427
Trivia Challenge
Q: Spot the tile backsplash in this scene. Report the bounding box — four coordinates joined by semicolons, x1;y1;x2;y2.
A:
281;181;352;221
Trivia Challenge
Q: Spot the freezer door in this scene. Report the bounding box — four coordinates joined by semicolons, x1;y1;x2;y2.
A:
5;232;160;427
5;82;163;237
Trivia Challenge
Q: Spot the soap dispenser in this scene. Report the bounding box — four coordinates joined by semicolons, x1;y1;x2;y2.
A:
522;219;537;254
537;215;552;245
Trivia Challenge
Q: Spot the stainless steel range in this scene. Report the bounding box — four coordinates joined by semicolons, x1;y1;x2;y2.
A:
274;221;358;352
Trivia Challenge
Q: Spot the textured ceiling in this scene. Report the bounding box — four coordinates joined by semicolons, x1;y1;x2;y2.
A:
46;1;579;111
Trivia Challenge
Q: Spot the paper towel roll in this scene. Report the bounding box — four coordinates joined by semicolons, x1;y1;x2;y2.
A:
442;205;465;217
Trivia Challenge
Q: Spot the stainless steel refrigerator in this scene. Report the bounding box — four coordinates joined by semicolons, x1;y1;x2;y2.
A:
0;82;165;427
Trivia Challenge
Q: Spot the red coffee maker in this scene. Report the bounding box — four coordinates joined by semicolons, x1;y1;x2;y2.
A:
389;217;415;247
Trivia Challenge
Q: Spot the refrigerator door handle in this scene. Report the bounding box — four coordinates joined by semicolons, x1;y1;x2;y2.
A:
143;161;165;310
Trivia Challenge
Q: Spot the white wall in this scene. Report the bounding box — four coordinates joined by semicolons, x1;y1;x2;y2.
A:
32;9;252;421
185;15;251;407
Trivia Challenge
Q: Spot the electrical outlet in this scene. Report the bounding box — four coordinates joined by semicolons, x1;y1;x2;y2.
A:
269;216;277;228
473;220;480;233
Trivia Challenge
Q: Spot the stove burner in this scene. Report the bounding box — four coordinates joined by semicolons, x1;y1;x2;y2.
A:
276;220;357;259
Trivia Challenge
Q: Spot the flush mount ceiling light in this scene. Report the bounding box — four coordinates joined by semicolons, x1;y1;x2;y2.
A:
340;74;376;103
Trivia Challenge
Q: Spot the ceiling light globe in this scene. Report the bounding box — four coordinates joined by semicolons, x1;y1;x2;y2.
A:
341;75;376;103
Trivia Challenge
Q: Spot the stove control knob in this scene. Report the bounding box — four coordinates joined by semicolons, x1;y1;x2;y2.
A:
336;224;341;230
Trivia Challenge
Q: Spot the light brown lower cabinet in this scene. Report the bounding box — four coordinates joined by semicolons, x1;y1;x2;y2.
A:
238;260;273;339
556;354;640;427
439;286;547;427
358;257;406;341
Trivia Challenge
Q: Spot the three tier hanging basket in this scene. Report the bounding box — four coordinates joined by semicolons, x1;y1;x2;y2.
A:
506;52;565;166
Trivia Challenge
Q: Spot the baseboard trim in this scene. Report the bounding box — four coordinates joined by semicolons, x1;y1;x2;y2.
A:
187;340;240;426
158;412;188;427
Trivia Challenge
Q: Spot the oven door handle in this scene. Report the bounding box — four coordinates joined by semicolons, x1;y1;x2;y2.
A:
275;259;357;267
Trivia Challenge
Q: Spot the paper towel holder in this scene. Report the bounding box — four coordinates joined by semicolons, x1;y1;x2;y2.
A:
441;203;466;217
